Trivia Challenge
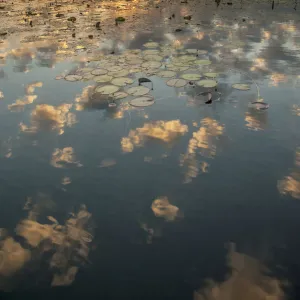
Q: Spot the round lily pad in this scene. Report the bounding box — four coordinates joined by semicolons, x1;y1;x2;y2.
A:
126;59;144;65
157;71;176;78
141;61;162;69
143;49;160;55
166;79;187;88
82;73;94;81
81;67;93;73
195;60;211;65
196;79;218;88
111;91;129;99
109;66;124;72
111;77;134;86
144;55;163;62
94;75;113;83
95;85;120;95
108;70;129;77
177;55;197;62
144;42;159;48
181;73;201;81
91;69;108;76
204;72;219;78
166;64;190;72
232;83;251;90
129;96;155;107
65;75;82;82
129;67;142;74
127;86;150;96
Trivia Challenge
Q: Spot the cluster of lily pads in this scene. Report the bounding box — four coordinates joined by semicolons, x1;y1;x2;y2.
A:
59;41;253;107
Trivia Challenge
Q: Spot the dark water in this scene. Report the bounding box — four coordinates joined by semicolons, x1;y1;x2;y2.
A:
1;0;300;299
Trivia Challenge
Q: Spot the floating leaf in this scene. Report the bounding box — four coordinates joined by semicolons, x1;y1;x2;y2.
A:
126;59;144;65
129;96;155;107
143;42;159;48
204;72;219;78
127;86;150;96
141;61;161;69
166;64;190;72
91;69;107;76
248;101;269;110
166;79;187;88
111;77;134;87
195;60;211;65
94;75;113;83
109;66;123;72
82;73;94;81
157;71;176;78
111;92;128;99
143;49;160;55
196;79;218;88
232;83;251;90
64;75;82;82
80;68;93;73
186;49;208;55
108;70;129;77
95;85;120;95
144;55;163;62
129;67;142;74
181;73;201;81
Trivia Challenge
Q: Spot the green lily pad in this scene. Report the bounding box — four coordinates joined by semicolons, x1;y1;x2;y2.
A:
141;61;162;69
181;73;201;81
203;72;219;78
195;60;211;65
143;42;159;48
166;79;187;88
111;91;129;100
144;55;163;62
65;75;82;82
196;79;218;88
91;69;108;76
232;83;251;90
129;96;154;107
108;70;129;77
111;77;134;87
127;86;150;96
94;75;113;83
157;71;176;78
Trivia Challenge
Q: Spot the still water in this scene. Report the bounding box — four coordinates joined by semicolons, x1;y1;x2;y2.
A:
0;0;300;299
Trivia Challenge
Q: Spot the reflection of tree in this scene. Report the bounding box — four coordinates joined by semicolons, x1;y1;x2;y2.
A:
51;147;82;168
151;197;180;221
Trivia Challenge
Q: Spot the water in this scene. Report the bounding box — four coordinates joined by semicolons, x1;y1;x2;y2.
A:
1;0;300;299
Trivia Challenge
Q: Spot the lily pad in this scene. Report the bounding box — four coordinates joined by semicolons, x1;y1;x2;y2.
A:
65;75;82;82
127;86;150;96
157;71;176;78
94;75;113;83
181;73;201;81
144;55;163;62
195;60;212;65
129;96;155;107
141;61;162;69
95;85;120;95
111;77;134;86
232;83;251;90
166;64;190;72
204;72;219;78
177;55;197;62
111;92;129;100
82;73;94;81
126;59;144;65
91;69;108;76
108;70;129;77
109;66;124;72
144;42;159;48
196;79;218;88
143;49;160;55
166;79;188;88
